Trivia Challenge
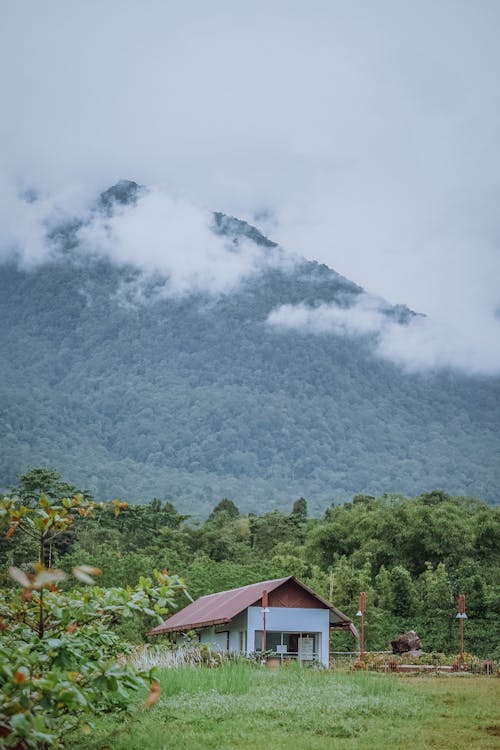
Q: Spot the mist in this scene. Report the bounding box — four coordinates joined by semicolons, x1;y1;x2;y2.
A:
79;186;286;296
1;1;500;373
267;295;500;375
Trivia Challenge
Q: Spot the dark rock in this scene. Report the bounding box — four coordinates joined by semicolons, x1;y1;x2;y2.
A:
391;630;422;654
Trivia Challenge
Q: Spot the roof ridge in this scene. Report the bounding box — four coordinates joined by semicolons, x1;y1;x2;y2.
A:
197;576;291;599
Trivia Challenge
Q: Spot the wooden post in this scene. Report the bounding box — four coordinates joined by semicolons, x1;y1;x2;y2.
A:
262;590;268;654
357;592;366;661
457;594;466;664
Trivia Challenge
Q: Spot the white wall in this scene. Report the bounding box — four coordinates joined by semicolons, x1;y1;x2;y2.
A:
228;611;247;652
200;627;227;650
199;610;247;653
180;607;330;666
247;606;330;667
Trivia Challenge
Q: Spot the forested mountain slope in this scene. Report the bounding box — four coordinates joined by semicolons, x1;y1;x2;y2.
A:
1;182;499;513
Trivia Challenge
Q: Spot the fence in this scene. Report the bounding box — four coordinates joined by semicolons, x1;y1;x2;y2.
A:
330;651;391;670
330;651;499;674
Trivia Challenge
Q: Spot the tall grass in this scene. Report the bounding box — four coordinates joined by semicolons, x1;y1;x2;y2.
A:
158;662;254;698
127;644;235;671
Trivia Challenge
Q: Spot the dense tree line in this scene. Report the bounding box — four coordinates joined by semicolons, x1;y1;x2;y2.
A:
2;469;499;658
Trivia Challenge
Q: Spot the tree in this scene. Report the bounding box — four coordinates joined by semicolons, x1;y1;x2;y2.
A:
12;468;91;508
388;565;416;619
0;490;190;748
417;562;455;651
0;565;187;748
207;498;240;525
249;511;294;556
0;491;94;570
290;497;308;521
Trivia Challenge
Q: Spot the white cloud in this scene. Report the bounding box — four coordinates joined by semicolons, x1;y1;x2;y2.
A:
77;186;285;296
0;179;88;268
1;1;500;373
0;181;287;297
377;313;500;375
267;294;500;375
267;295;387;337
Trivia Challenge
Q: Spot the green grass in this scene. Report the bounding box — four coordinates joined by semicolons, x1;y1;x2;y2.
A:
74;664;500;750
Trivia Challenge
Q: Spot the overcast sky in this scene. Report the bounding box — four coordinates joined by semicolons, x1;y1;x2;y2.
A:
1;1;500;373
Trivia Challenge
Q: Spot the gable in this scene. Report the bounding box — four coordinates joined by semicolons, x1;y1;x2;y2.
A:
265;579;329;609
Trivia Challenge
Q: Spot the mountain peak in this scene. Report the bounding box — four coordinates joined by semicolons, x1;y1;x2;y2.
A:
212;211;278;249
97;179;142;213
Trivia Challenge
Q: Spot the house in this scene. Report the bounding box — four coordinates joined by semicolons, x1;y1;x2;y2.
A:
149;576;357;667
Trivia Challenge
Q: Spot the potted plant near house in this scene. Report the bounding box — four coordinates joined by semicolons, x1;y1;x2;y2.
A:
267;653;281;669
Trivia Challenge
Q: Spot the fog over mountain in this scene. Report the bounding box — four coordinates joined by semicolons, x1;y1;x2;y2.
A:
1;181;498;513
2;178;499;374
2;2;500;377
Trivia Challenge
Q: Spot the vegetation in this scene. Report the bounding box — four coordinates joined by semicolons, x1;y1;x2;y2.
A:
3;470;499;658
3;188;499;748
1;469;499;747
72;664;500;750
0;484;190;748
1;201;499;511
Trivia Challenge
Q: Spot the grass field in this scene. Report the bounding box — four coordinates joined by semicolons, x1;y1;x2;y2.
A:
74;664;500;750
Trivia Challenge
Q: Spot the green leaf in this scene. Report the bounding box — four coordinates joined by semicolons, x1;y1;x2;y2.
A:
10;712;30;735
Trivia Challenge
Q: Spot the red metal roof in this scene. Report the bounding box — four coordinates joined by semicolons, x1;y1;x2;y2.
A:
150;576;352;635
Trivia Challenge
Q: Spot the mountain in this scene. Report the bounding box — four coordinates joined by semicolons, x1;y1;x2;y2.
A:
1;181;499;515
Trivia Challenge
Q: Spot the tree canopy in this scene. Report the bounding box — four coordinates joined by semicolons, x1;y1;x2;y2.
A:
3;470;498;658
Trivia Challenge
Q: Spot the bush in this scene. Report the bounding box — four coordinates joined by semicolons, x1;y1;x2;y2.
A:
0;491;190;748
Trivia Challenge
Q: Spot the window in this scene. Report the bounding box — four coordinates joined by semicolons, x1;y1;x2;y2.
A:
253;631;321;661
